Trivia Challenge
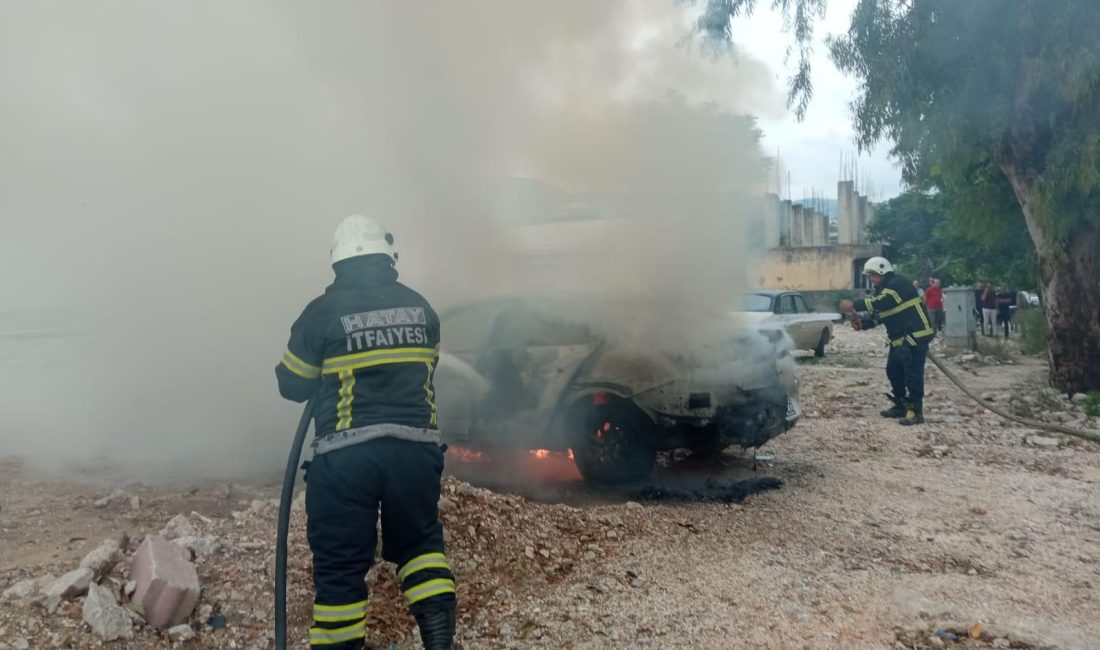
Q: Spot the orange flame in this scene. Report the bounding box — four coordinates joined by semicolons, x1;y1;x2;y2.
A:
530;449;551;459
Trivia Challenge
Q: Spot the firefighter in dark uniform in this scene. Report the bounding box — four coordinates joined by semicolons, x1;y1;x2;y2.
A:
840;256;936;426
276;215;456;649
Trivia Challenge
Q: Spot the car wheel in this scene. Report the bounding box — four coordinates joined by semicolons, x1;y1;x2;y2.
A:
814;329;829;358
570;396;656;484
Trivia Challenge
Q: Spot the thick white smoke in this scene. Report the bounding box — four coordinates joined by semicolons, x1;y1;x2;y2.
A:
0;1;782;481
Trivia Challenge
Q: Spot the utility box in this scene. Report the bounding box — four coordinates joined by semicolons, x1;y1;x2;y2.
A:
943;285;977;350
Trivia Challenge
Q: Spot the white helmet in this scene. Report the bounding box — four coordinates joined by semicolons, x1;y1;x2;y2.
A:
330;215;397;265
862;256;894;275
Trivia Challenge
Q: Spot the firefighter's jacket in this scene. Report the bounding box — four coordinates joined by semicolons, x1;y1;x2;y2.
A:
276;255;441;452
854;272;935;347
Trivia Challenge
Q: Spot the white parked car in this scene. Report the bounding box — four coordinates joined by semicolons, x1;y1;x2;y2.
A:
735;290;842;357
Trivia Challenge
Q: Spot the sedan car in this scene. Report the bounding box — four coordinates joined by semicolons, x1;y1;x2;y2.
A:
432;294;801;484
735;290;841;357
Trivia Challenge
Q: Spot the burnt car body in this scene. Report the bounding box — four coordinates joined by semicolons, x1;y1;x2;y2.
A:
433;295;801;483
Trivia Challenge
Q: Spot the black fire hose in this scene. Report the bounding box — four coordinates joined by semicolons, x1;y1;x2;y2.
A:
276;398;315;650
927;351;1100;444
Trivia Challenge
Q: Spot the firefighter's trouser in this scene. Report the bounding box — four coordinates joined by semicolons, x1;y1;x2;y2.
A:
886;338;930;414
305;437;456;649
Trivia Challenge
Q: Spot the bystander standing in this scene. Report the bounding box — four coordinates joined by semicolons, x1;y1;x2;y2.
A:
980;283;998;337
925;278;945;332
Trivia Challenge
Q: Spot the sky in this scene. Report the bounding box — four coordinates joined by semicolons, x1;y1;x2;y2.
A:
729;0;904;202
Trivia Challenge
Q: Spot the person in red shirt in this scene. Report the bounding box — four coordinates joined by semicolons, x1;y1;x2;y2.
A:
924;278;945;332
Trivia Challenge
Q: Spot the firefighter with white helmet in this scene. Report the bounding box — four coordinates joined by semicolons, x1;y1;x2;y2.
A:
276;215;456;649
840;256;935;425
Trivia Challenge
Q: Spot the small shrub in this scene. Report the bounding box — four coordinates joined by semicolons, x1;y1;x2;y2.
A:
1084;391;1100;418
1018;310;1048;356
976;337;1013;363
1034;389;1065;413
1012;400;1035;418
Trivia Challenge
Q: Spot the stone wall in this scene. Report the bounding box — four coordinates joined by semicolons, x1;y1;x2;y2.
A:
750;243;884;291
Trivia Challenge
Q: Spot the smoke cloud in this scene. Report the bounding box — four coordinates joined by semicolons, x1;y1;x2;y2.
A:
0;1;781;481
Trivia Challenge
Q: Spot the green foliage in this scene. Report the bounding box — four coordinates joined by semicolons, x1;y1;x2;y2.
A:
698;0;1100;264
1011;398;1035;419
826;0;1100;258
868;191;1035;287
1084;391;1100;418
1018;310;1049;356
1034;389;1065;414
976;337;1013;364
698;0;1100;390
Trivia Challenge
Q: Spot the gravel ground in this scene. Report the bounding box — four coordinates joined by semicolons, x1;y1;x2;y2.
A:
1;328;1098;649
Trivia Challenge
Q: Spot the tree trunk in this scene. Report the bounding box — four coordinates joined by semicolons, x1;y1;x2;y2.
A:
1001;163;1100;394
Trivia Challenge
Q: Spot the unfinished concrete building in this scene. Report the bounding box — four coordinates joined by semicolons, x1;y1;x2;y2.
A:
753;181;883;294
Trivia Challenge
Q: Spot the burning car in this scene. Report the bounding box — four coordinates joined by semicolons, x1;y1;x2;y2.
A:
433;294;801;484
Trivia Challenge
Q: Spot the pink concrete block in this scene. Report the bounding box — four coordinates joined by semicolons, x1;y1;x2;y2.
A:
130;535;200;630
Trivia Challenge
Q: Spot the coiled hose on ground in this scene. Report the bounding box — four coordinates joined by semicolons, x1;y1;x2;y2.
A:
275;398;315;650
927;351;1100;443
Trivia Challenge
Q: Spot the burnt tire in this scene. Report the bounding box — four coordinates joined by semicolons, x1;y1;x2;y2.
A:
813;329;829;358
570;397;656;485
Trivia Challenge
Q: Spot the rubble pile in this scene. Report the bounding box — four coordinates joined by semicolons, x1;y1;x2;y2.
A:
0;523;209;648
0;476;646;648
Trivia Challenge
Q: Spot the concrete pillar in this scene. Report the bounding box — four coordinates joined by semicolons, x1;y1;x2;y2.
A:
856;195;869;244
778;200;792;247
837;181;856;244
803;208;816;246
789;204;804;247
763;193;780;248
813;212;827;247
865;201;876;230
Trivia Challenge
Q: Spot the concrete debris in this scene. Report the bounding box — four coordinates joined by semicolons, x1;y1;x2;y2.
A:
131;535;201;629
42;567;94;611
167;623;196;642
79;538;123;578
93;490;130;509
1071;393;1089;405
437;496;457;515
82;584;134;641
1;579;39;602
126;606;147;626
173;535;222;558
161;514;197;540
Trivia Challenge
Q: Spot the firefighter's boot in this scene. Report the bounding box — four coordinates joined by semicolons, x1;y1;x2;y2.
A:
880;398;907;419
414;607;455;650
899;404;925;426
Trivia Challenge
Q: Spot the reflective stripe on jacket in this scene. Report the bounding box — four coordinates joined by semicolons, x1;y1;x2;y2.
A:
275;255;441;438
854;273;935;347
